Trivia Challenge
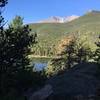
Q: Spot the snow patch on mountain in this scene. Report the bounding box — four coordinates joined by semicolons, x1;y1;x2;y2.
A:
38;15;79;23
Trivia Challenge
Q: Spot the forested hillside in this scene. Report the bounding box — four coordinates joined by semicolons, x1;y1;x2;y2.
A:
29;10;100;57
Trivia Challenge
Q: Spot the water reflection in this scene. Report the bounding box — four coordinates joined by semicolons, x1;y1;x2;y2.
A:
34;62;47;71
31;58;51;71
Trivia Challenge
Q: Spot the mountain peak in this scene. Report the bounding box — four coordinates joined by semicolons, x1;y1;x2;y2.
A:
86;10;100;14
38;15;79;23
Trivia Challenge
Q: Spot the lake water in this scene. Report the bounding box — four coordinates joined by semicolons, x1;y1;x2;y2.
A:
31;58;51;71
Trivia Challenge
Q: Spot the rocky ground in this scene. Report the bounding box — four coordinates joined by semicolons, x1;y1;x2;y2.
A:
29;62;100;100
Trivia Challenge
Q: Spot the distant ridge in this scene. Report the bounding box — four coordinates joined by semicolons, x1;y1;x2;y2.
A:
38;15;79;23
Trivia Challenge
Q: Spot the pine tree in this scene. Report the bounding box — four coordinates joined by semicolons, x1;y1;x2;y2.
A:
9;15;23;28
95;35;100;64
64;39;76;69
76;42;92;63
0;15;36;96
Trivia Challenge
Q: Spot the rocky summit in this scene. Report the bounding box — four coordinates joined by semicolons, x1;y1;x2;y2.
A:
38;15;79;23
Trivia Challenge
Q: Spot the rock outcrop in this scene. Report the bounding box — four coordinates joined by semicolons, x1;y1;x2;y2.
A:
48;63;100;98
29;63;100;100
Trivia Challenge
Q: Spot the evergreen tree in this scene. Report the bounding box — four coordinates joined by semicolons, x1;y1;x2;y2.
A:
0;15;41;100
62;39;76;69
95;35;100;64
0;1;46;99
76;42;92;63
0;16;33;93
0;0;8;95
9;15;23;28
46;34;92;77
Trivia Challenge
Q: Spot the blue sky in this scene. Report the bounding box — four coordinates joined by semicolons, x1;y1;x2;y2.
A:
3;0;100;24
